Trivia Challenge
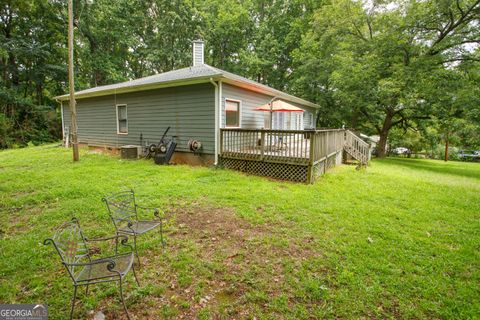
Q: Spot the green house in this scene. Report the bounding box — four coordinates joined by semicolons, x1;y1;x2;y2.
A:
56;40;319;165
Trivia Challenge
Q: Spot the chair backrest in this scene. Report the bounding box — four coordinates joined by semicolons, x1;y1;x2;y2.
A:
102;190;138;231
44;218;90;281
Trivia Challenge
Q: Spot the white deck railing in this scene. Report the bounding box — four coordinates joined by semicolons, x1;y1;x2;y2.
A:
344;130;370;165
220;129;347;164
220;128;371;182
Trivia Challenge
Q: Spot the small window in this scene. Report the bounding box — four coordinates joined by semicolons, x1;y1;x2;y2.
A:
116;105;128;134
225;99;240;127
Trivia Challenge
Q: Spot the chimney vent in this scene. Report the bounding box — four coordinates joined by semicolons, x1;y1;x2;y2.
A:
192;39;204;66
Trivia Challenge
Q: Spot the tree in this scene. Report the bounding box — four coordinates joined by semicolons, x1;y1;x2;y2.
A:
429;56;480;160
293;0;480;157
0;0;65;148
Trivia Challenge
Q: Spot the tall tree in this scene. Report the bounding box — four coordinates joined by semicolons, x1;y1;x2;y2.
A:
0;0;65;148
293;0;480;157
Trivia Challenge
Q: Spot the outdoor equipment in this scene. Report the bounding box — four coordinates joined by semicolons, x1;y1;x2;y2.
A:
102;189;167;265
120;145;142;159
44;218;139;320
188;139;202;154
145;127;177;164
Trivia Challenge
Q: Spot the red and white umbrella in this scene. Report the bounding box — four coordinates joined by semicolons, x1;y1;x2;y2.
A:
255;100;304;129
255;100;305;112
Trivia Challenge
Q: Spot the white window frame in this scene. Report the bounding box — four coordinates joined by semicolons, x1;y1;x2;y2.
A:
224;98;242;128
116;104;128;135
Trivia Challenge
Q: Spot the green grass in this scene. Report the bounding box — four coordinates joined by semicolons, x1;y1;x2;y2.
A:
0;145;479;319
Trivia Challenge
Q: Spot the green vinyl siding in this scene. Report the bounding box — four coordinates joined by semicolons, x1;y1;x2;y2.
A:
62;83;215;153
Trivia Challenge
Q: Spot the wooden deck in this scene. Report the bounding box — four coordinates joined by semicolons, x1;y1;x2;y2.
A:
219;128;355;183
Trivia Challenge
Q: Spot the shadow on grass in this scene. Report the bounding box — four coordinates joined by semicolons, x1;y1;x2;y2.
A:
378;157;480;180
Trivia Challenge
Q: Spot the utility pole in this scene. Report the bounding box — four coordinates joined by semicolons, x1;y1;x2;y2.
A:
68;0;79;161
444;130;449;162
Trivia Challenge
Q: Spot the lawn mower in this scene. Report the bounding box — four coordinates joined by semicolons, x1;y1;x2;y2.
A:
145;127;177;165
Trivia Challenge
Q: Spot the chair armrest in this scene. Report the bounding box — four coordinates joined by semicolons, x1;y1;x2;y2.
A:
85;234;129;243
135;204;166;220
85;235;134;254
63;258;116;271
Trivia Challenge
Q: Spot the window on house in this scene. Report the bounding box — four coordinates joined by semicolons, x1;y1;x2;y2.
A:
273;112;285;130
287;113;304;130
264;112;271;129
225;99;240;127
116;105;128;134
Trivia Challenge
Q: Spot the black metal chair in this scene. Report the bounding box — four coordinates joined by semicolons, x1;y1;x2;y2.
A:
102;189;166;265
44;218;139;320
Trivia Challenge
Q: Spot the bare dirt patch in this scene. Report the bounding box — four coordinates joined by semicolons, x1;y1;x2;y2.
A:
111;206;327;320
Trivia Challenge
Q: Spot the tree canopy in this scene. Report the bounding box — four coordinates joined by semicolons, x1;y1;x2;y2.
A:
1;0;479;157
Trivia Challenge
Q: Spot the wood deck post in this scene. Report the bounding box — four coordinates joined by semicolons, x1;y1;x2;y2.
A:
325;131;330;173
260;130;265;160
307;131;315;184
219;129;224;164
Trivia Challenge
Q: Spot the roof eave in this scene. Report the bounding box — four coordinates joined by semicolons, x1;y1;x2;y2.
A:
54;70;319;109
219;77;320;109
55;76;222;101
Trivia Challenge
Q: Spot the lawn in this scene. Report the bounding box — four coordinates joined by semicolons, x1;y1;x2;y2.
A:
0;145;479;319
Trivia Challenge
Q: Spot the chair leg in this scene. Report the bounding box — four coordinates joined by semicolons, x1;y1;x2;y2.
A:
70;285;78;320
118;278;131;320
133;234;141;266
160;220;165;248
115;232;119;254
132;263;140;286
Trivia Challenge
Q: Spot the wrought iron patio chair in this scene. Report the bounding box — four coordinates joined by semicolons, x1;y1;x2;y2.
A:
44;218;139;320
102;189;166;265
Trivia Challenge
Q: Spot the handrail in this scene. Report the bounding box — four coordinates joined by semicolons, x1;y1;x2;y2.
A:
344;130;370;165
220;128;345;133
346;130;369;148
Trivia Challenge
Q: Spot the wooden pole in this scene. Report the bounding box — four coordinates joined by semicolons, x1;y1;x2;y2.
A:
307;132;315;184
68;0;79;161
269;102;273;129
444;131;449;162
260;130;265;160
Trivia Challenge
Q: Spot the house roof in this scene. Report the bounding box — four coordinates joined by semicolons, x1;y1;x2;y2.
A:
55;64;319;108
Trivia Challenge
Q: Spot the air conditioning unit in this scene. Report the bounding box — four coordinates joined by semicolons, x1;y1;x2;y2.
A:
120;145;142;159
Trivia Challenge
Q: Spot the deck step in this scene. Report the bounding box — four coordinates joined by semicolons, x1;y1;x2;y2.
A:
343;130;370;166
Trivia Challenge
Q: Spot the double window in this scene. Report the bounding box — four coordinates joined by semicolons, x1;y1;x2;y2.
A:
225;99;241;128
116;105;128;134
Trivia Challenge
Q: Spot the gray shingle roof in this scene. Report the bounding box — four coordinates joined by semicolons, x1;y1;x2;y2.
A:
56;64;318;108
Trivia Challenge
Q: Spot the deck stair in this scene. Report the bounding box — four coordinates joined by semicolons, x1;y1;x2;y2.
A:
344;130;371;167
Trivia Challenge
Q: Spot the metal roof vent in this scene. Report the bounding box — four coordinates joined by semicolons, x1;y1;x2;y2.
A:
192;39;204;66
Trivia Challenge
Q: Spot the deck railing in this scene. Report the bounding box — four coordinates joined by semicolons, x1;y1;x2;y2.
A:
310;129;345;164
220;128;369;182
220;128;346;164
220;129;314;165
344;130;370;165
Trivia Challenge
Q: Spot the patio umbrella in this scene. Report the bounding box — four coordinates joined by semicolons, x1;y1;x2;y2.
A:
255;99;304;129
255;100;305;112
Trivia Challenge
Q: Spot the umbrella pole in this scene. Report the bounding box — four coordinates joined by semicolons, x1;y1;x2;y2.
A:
270;100;274;129
269;102;273;152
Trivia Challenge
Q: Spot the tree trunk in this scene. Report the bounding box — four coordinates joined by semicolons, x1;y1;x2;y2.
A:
444;131;449;162
377;131;389;158
376;111;394;158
